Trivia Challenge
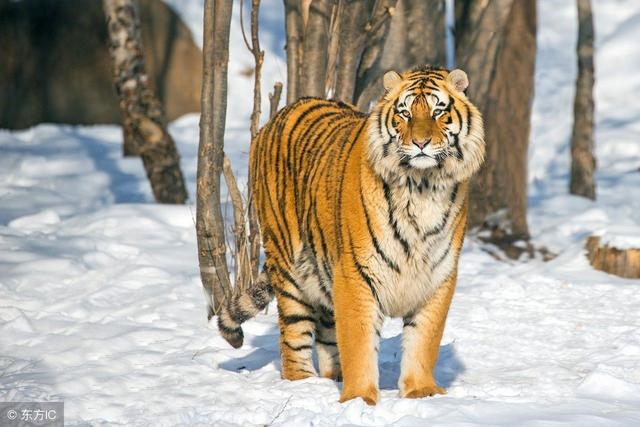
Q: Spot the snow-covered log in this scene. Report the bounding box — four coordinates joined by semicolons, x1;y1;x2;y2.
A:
586;235;640;279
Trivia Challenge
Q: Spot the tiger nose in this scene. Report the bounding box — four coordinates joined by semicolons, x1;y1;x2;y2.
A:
412;138;431;150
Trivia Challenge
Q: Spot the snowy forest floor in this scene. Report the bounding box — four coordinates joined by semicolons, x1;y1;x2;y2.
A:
2;0;640;425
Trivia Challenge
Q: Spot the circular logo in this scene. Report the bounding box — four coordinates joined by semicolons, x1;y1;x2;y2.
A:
6;409;17;420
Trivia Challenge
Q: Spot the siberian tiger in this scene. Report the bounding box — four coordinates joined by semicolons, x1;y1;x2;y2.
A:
217;66;485;404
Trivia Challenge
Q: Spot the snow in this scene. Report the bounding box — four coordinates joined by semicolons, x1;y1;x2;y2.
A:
1;0;640;425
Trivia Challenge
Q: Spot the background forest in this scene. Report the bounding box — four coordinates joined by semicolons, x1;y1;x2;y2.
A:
1;0;639;425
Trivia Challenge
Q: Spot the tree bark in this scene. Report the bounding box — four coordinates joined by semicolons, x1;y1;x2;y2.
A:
456;0;536;240
587;236;640;279
197;0;233;318
103;0;188;204
333;0;373;103
299;0;333;98
284;0;304;104
355;0;445;111
246;0;263;286
570;0;596;199
353;0;397;111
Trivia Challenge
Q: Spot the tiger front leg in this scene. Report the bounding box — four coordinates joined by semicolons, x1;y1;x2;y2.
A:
334;265;382;405
399;273;457;398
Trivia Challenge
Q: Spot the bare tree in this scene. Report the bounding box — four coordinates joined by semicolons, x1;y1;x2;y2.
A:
333;0;372;103
353;0;398;110
284;0;304;104
456;0;537;241
570;0;596;199
103;0;188;204
356;0;444;110
299;0;333;98
197;0;233;318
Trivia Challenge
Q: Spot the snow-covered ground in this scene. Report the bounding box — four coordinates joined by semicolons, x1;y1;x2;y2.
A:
2;1;640;425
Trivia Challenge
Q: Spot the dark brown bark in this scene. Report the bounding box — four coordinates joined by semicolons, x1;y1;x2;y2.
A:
570;0;596;200
456;0;536;240
103;0;188;204
299;0;333;98
333;0;373;103
284;0;304;104
355;0;445;111
197;0;233;318
353;0;397;111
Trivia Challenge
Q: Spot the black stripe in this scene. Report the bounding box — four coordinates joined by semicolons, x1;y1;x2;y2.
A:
284;341;313;351
334;121;367;251
315;338;337;346
229;299;253;324
274;287;315;311
382;181;410;256
360;187;400;273
281;315;316;325
218;320;242;335
423;184;459;239
432;242;452;270
318;316;335;329
349;237;381;306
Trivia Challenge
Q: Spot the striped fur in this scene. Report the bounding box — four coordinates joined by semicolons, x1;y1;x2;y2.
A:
218;66;485;404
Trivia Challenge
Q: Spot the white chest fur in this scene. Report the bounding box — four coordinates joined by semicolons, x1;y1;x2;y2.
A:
365;180;463;317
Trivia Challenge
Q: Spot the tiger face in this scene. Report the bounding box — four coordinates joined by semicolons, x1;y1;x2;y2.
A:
368;66;485;186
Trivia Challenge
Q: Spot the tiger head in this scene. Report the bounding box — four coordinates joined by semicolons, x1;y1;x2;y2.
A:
368;66;485;186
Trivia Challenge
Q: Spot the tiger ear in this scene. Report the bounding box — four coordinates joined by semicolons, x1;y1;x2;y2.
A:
383;70;402;92
447;69;469;92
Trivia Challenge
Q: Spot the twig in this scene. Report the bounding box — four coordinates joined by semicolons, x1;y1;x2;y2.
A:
249;0;264;139
223;154;251;292
239;0;252;52
269;82;283;118
266;396;292;426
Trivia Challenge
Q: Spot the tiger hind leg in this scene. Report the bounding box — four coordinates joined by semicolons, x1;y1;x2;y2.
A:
272;267;318;380
315;306;341;381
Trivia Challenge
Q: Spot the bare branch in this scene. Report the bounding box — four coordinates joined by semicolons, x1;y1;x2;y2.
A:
249;0;264;138
239;0;252;52
269;82;283;118
223;155;252;291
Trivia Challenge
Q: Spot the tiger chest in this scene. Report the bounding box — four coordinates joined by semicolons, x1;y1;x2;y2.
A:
365;182;461;318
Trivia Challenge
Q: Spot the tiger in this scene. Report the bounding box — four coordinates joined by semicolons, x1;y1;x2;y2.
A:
217;66;485;405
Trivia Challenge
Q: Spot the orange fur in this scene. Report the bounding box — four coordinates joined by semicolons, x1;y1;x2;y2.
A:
220;66;485;404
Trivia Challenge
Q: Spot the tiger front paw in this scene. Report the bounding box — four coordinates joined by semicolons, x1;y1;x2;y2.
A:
339;384;379;405
400;376;446;399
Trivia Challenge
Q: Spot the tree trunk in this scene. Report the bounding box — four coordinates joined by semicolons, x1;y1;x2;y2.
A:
284;0;304;104
103;0;188;204
570;0;596;200
456;0;536;240
197;0;233;318
333;0;373;103
354;0;443;111
299;0;332;98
